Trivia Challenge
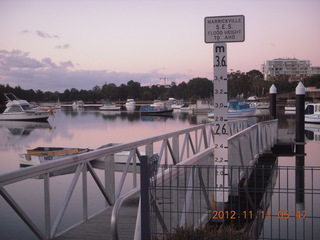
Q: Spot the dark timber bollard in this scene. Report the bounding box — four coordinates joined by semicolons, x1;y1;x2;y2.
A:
295;82;305;208
269;84;277;119
140;155;151;240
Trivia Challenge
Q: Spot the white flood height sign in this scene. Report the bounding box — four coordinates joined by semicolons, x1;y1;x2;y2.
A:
205;15;245;43
213;43;229;202
205;15;245;202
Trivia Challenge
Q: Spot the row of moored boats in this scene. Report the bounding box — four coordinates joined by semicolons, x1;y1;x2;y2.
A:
2;93;320;169
1;93;320;123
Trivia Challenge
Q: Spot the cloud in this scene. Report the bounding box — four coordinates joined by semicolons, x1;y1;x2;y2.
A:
0;50;43;69
21;30;60;39
55;44;70;49
36;30;59;39
21;30;70;50
0;50;190;92
42;58;58;68
60;61;74;68
21;30;31;35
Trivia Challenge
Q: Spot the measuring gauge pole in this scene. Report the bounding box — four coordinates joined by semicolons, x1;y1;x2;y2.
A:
213;43;229;202
205;15;245;203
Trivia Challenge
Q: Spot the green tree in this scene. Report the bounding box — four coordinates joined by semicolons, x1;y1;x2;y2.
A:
127;80;141;99
304;75;320;88
187;78;212;99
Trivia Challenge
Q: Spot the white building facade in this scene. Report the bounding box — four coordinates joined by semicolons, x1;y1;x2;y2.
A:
262;58;319;81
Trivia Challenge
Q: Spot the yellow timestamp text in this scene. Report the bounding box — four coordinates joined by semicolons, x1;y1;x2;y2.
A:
212;210;307;220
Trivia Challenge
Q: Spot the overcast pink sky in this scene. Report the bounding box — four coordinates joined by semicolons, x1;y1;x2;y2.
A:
0;0;319;92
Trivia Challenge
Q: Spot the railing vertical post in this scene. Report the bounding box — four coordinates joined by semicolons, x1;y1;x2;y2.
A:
140;156;151;240
82;163;88;220
105;155;115;205
146;143;153;159
44;173;51;239
172;135;179;164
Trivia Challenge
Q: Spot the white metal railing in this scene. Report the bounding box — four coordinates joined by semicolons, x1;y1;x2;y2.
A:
228;119;278;192
0;120;248;239
111;119;279;239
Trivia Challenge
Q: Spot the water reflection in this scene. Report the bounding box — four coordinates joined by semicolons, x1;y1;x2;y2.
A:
0;121;52;151
305;123;320;142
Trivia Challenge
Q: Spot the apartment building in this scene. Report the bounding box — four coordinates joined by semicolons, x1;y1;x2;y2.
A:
262;58;319;81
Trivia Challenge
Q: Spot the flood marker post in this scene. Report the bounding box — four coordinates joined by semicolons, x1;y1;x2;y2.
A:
205;15;245;203
295;82;305;209
269;84;277;119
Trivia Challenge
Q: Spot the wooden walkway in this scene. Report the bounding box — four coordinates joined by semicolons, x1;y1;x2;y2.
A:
55;158;213;240
55;196;140;240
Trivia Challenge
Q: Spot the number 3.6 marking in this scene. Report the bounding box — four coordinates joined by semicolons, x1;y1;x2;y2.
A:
214;55;227;67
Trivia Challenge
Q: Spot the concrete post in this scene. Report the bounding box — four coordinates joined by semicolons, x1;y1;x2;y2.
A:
269;84;277;119
295;82;305;208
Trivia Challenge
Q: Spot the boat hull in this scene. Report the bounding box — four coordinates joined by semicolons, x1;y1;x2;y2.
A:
227;108;257;117
208;108;257;118
99;106;121;111
305;114;320;123
19;147;90;166
140;106;173;115
0;111;50;121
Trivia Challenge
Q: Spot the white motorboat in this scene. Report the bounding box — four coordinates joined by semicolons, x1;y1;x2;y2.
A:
180;103;195;113
305;103;320;123
0;93;51;121
247;96;270;109
167;98;184;109
125;99;136;111
72;100;84;107
208;100;257;118
99;102;121;111
150;100;166;107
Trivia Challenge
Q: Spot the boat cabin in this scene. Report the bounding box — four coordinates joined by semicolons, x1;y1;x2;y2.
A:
228;100;251;110
305;103;320;115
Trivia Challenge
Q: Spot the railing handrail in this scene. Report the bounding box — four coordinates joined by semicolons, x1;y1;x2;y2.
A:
0;123;211;186
0;119;250;239
0;120;250;186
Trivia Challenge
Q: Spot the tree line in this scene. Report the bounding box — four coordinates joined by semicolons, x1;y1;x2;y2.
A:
1;70;319;105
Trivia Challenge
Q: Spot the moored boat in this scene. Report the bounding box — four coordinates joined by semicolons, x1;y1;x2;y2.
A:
228;100;257;117
247;96;270;109
180;103;195;113
140;100;173;115
208;99;257;118
19;147;90;166
0;93;51;121
99;102;121;111
125;99;136;111
72;100;84;107
305;103;320;123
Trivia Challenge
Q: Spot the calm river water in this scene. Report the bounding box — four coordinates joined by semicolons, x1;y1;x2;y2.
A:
0;106;319;239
